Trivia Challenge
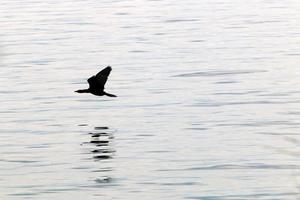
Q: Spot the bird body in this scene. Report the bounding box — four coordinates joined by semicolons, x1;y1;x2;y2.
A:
75;66;117;97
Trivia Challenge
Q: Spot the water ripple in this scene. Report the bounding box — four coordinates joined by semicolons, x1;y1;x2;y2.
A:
174;70;268;77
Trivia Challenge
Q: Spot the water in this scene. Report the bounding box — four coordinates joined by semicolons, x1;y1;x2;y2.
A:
1;0;300;199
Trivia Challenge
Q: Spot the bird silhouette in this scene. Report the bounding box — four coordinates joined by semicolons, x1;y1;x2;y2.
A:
75;66;117;97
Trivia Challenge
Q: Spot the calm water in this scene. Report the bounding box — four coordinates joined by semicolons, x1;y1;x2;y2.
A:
1;0;300;199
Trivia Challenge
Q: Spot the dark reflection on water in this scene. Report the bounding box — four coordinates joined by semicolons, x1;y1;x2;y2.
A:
82;127;115;158
78;124;88;127
95;177;112;184
81;125;115;186
94;126;109;130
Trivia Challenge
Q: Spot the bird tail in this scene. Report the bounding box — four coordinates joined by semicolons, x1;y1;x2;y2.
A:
103;91;117;97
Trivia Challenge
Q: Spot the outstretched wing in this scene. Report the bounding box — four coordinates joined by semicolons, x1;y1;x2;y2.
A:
87;66;112;90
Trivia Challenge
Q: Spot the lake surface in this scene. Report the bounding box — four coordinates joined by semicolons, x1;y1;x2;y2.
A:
1;0;300;199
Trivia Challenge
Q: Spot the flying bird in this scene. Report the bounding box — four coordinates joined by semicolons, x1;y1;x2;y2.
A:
75;66;117;97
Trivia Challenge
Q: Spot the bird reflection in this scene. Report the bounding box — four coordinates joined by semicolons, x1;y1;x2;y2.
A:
95;177;111;183
89;129;115;161
80;125;115;185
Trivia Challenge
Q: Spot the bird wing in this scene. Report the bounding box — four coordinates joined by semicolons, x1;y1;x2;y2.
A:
87;66;112;90
87;76;98;89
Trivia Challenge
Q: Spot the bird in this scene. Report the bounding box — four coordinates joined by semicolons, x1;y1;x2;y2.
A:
75;66;117;97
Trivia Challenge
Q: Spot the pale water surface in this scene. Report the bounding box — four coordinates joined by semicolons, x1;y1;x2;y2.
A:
1;0;300;199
